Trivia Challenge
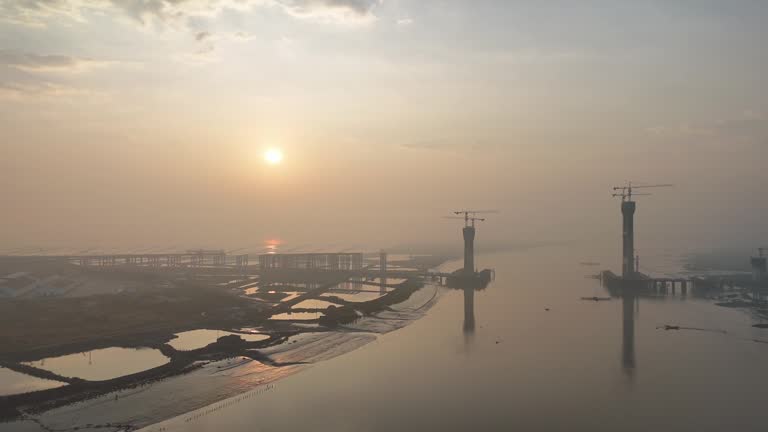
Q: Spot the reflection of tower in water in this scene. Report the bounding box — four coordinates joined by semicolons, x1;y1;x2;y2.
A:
622;290;636;377
463;286;475;333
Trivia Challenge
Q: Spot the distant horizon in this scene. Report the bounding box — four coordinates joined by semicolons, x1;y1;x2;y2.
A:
2;1;767;254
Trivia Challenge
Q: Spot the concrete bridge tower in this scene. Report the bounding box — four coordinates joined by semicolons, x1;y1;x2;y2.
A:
463;225;475;274
622;201;636;278
448;210;494;276
612;182;672;279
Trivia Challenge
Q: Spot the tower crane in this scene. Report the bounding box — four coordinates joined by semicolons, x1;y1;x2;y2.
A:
444;215;485;227
612;182;673;202
448;210;498;227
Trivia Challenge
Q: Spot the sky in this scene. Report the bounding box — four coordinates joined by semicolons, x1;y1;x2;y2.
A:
1;0;767;254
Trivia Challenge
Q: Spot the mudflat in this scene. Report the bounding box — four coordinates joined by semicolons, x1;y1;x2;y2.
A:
0;282;261;362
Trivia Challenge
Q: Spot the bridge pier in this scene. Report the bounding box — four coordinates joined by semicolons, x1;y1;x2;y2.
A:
463;226;475;274
621;201;636;278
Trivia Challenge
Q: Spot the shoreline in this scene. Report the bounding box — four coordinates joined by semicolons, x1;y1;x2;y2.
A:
0;274;442;427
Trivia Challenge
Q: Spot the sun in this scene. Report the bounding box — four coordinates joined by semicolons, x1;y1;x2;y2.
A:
264;148;283;165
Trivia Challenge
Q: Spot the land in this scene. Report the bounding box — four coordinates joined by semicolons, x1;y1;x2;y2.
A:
0;254;444;424
0;280;257;362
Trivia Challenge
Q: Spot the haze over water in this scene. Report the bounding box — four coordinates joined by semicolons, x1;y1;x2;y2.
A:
2;1;768;430
140;247;768;432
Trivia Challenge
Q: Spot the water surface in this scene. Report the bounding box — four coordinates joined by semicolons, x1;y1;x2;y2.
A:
24;347;169;381
145;246;768;432
269;312;322;321
321;292;384;302
169;330;269;351
0;367;65;396
290;299;338;309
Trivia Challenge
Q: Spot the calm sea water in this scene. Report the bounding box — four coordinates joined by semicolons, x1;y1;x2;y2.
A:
141;245;768;432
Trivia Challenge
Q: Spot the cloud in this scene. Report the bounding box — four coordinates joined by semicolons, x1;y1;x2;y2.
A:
0;0;91;26
0;50;118;102
401;139;488;153
274;0;381;24
186;30;256;61
195;31;212;41
646;111;768;147
0;50;115;73
402;140;449;151
0;80;93;100
194;30;256;43
173;50;218;65
396;17;413;26
232;31;256;40
107;0;259;28
1;0;382;28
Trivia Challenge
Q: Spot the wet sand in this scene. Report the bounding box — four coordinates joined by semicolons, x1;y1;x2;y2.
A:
2;283;440;431
0;273;440;430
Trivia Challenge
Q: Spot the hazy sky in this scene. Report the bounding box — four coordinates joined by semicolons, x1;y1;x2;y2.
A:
1;1;767;253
